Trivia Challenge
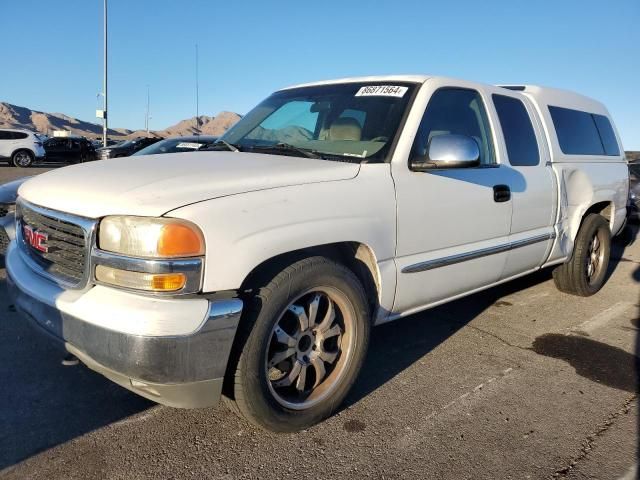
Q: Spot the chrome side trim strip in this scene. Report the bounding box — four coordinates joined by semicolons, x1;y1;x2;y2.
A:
401;232;556;274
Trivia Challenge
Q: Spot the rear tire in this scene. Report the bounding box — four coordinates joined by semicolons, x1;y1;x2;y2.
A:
12;150;34;168
552;213;611;296
226;256;370;432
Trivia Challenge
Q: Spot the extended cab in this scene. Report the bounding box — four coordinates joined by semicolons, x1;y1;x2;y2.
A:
6;76;628;432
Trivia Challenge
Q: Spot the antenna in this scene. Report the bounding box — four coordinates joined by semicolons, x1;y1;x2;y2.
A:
195;44;200;135
145;84;150;134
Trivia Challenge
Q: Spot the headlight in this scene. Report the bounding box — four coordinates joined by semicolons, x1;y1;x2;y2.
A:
99;216;205;258
95;216;205;294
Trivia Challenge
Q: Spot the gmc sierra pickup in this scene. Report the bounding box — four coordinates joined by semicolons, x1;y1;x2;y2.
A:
6;76;628;432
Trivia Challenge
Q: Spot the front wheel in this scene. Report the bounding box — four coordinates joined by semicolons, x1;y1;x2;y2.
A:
552;213;611;296
226;256;370;432
12;150;34;168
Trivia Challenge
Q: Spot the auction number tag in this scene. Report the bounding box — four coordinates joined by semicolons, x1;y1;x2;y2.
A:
355;85;408;97
176;142;204;149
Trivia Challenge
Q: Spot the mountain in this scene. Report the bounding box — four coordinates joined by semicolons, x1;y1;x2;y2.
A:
0;102;241;139
159;111;241;137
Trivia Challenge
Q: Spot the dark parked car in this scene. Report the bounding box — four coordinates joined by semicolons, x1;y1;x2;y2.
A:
133;136;218;156
44;137;96;163
96;137;162;160
91;138;120;148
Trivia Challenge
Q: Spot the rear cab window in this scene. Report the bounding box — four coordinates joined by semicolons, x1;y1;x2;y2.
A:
548;106;620;156
592;114;620;156
492;94;540;166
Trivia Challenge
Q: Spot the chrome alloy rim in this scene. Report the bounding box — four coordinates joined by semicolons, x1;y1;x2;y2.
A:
586;231;605;284
265;287;356;410
14;152;31;167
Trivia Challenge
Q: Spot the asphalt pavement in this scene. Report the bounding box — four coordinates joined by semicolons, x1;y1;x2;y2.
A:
0;164;638;479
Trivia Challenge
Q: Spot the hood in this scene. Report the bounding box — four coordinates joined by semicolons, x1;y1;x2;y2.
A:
18;151;360;218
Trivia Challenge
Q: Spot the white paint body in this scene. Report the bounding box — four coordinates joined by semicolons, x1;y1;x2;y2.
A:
14;75;629;334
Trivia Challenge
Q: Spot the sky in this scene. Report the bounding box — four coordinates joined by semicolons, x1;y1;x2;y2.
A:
1;0;638;149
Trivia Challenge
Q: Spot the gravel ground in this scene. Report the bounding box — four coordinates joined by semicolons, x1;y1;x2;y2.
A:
0;165;638;480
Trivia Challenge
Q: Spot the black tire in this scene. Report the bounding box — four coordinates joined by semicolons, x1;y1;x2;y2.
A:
552;213;611;296
226;256;370;432
12;150;34;168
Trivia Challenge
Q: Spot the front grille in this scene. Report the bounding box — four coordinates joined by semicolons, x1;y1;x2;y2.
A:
18;202;92;286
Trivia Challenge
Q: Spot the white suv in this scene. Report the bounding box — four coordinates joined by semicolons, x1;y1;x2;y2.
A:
0;129;46;167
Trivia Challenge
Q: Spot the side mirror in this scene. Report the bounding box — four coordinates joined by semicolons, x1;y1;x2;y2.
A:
411;134;480;171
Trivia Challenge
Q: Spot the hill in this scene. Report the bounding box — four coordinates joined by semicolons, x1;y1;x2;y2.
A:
0;101;241;140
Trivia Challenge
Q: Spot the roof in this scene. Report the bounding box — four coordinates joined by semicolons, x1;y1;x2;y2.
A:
499;84;610;116
279;76;610;117
280;75;431;91
0;128;32;133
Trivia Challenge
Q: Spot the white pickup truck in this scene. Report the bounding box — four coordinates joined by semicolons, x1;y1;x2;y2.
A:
6;76;628;432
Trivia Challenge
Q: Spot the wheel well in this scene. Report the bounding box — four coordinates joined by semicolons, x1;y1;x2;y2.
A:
12;148;34;158
239;242;381;317
582;201;612;230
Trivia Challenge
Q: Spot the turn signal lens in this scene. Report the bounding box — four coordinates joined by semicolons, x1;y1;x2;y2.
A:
158;223;204;257
99;216;205;258
95;265;187;292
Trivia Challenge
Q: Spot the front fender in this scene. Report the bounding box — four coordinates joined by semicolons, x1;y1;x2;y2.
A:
166;164;396;293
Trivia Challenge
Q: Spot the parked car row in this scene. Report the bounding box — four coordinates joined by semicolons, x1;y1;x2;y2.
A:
0;135;220;254
0;129;219;167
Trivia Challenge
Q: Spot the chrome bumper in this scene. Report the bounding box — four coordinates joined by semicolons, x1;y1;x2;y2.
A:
6;243;243;408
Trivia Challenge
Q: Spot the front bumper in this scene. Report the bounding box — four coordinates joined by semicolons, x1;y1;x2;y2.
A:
5;241;243;408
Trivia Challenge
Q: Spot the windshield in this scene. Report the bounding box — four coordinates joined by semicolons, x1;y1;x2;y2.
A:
115;140;137;148
220;82;417;162
134;137;216;156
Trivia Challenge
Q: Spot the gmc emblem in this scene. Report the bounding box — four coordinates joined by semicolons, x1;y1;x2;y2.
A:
23;224;49;253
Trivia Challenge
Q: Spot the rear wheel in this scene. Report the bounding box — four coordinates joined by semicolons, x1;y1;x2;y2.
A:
12;150;33;168
226;256;370;432
553;213;611;296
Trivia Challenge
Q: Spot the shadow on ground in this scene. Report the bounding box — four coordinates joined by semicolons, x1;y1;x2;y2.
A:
0;276;153;470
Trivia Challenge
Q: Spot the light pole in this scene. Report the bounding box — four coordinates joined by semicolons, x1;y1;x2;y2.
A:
102;0;108;147
195;44;199;135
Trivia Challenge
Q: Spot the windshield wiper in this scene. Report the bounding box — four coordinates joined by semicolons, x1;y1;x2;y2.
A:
249;143;323;159
206;140;241;152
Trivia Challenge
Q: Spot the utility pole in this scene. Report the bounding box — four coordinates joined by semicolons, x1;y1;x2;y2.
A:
145;85;150;134
195;44;199;135
102;0;108;147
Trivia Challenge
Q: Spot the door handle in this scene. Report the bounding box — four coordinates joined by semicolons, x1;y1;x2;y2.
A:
493;184;511;203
